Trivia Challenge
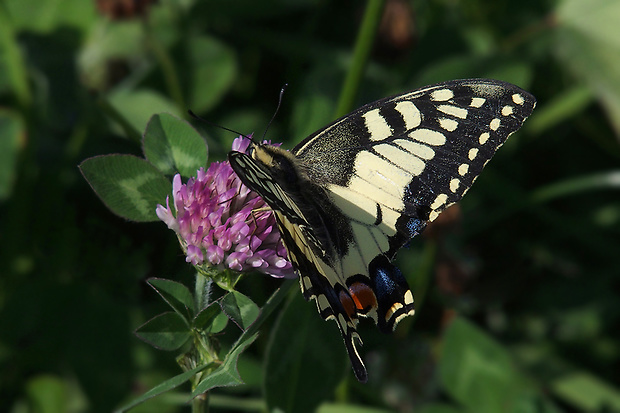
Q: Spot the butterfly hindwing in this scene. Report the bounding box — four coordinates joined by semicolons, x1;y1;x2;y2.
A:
228;79;536;382
229;149;370;382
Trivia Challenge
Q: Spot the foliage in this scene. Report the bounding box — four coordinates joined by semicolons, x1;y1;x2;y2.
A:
1;0;619;412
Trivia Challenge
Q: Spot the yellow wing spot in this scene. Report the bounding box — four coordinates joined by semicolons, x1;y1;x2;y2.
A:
352;223;382;265
385;302;403;322
393;139;436;160
490;118;501;131
438;104;468;119
393;311;414;328
340;246;369;277
439;118;458;132
374;143;426;176
348;174;404;211
450;178;460;193
470;97;486;108
468;148;479;160
502;105;513;116
318;294;331;312
410;128;446;146
369;226;390;251
430;193;448;210
479;132;490;145
512;93;525;105
354;151;414;194
394;101;421;129
430;88;454;101
302;276;312;291
329;184;381;226
378;206;401;234
404;290;414;305
458;163;469;176
363;109;393;141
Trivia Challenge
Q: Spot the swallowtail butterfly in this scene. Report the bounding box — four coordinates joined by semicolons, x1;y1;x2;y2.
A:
228;79;536;382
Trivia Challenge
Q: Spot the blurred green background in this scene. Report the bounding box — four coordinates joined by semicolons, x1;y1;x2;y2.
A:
1;0;619;412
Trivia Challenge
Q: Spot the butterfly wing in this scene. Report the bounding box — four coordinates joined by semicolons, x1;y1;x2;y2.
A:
294;78;535;262
294;79;536;224
290;78;535;338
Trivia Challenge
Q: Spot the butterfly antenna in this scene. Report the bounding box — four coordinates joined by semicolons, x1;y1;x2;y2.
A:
187;110;254;143
261;83;288;141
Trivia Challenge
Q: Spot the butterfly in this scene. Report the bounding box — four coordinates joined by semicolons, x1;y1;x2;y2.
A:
228;79;536;382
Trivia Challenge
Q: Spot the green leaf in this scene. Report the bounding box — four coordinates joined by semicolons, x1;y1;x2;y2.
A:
193;301;221;330
264;293;346;413
291;91;335;142
210;312;229;334
135;312;190;351
79;155;172;222
148;278;195;320
3;0;96;34
143;113;208;177
108;89;181;135
186;35;237;112
529;171;620;204
334;0;385;118
408;404;464;413
555;0;620;136
78;21;144;91
0;109;23;200
439;317;528;413
237;279;295;342
25;374;84;413
551;371;620;411
524;86;594;135
220;291;260;331
318;403;397;413
190;333;259;397
0;11;31;108
114;362;215;413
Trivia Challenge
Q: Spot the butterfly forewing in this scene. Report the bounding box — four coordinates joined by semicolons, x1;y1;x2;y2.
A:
228;79;535;382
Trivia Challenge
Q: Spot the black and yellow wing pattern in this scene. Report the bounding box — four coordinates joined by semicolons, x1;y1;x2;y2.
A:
228;79;536;382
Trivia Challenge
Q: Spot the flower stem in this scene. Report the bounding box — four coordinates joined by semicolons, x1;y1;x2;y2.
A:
192;393;209;413
334;0;385;118
143;19;186;113
195;272;212;311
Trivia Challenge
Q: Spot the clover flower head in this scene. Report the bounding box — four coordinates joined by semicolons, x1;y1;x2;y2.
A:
156;136;295;279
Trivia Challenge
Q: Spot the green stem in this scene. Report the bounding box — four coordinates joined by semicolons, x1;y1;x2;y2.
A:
195;272;212;311
97;97;142;144
192;393;209;413
0;6;32;110
143;20;186;113
334;0;385;118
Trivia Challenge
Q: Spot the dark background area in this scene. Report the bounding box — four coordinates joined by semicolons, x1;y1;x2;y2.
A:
1;0;619;412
